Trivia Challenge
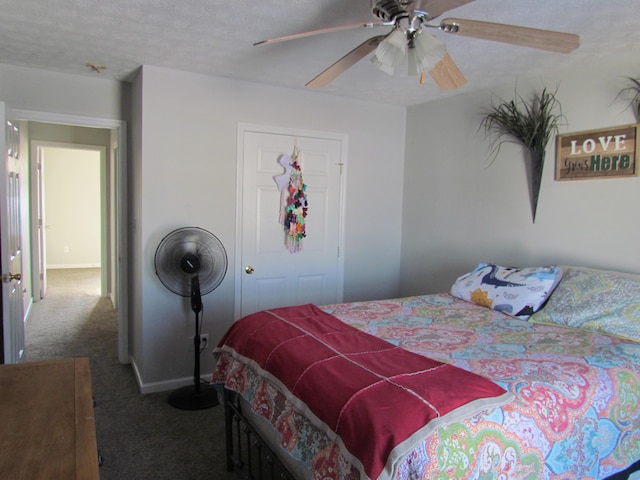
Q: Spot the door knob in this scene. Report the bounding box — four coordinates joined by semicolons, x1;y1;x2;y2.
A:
4;272;21;283
245;266;255;274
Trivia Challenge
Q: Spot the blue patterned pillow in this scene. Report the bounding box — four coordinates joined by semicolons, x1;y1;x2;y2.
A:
450;263;563;319
529;267;640;342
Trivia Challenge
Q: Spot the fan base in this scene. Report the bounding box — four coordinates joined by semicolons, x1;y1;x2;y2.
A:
168;383;219;410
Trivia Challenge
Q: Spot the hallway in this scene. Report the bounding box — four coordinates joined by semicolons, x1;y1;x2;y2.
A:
24;268;118;363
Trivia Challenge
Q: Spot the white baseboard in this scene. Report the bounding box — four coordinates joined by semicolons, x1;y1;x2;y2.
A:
131;357;210;395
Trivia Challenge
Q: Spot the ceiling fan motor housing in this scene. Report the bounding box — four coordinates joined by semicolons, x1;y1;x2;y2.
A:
371;0;408;22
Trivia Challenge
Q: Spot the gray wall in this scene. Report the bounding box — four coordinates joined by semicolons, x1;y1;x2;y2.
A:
401;57;640;296
130;66;406;391
4;54;639;392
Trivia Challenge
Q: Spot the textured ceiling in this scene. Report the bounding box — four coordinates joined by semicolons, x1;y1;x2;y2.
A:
0;0;639;106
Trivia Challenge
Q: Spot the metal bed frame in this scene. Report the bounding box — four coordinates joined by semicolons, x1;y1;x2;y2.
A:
223;388;296;480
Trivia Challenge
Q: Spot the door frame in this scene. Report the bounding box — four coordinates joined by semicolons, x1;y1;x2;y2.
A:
30;142;106;299
13;109;129;364
31;143;46;301
234;123;347;320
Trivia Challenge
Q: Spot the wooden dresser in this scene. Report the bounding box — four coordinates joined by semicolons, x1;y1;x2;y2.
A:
0;357;100;479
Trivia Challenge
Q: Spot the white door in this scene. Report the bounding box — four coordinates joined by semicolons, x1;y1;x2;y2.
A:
237;127;345;318
1;104;25;363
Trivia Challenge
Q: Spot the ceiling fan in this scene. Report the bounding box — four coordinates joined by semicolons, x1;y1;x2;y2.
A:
255;0;580;90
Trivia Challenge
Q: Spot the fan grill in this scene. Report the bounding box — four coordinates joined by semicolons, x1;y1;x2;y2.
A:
154;227;227;297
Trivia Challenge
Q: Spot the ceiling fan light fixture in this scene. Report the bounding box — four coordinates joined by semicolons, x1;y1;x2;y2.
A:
371;28;407;75
412;31;447;71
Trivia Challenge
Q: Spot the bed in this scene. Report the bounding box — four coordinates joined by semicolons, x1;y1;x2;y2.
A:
212;264;640;479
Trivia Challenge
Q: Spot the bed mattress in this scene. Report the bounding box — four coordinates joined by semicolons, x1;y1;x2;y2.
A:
214;293;640;479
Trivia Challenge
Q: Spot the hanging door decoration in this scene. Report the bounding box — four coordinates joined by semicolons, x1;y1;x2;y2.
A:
274;145;308;253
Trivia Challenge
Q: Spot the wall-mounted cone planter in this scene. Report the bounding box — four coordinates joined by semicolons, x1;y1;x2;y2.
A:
480;88;563;223
525;150;544;223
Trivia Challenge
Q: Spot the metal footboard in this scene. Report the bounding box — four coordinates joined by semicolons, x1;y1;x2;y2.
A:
223;388;296;480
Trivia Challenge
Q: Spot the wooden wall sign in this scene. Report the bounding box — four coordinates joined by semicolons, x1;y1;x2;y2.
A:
555;124;638;180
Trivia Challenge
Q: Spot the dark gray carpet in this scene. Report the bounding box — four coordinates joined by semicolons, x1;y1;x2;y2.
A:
25;268;236;480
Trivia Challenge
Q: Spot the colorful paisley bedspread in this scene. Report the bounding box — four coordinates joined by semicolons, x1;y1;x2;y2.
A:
213;294;640;480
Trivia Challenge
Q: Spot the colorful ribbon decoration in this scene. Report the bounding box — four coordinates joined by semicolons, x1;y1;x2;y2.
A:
280;146;308;253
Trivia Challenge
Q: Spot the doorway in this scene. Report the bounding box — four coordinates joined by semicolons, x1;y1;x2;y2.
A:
16;111;128;364
32;144;103;300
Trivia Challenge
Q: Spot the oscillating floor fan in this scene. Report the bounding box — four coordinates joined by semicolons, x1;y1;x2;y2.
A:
154;227;228;410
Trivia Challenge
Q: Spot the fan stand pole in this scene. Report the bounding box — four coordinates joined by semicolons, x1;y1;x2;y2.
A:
193;311;202;394
167;284;219;410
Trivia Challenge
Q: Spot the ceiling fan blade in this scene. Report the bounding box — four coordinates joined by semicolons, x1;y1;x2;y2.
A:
306;35;386;89
254;21;388;46
428;53;467;90
440;18;580;53
412;0;476;20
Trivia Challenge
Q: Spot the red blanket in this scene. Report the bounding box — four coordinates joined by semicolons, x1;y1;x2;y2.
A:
214;304;512;479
